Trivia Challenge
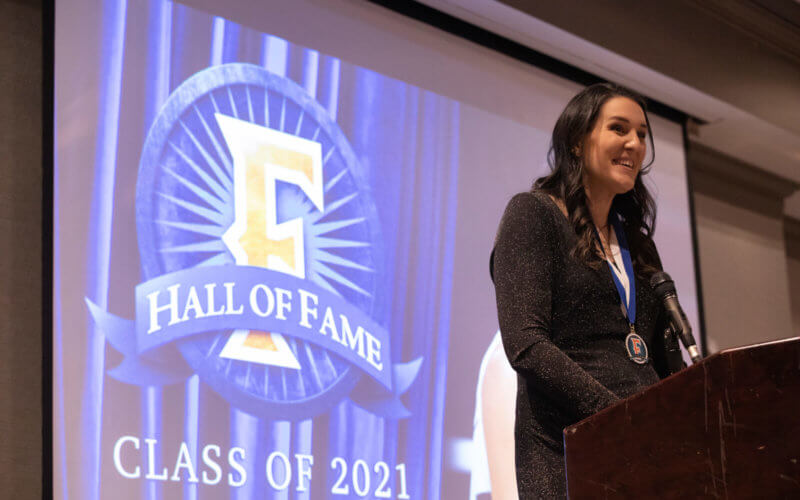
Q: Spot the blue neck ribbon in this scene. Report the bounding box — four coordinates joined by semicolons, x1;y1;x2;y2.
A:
604;213;636;326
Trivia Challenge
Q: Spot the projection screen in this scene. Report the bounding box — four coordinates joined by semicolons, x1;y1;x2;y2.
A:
53;0;701;498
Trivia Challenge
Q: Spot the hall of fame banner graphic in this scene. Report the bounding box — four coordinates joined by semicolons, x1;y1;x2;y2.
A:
86;63;422;421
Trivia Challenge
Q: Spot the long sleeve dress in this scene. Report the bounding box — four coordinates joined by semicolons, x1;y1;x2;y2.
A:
491;190;677;499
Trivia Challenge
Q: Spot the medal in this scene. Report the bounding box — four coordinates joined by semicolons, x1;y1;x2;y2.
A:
600;213;648;364
625;325;648;364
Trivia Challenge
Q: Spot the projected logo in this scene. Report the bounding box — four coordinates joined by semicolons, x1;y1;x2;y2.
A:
87;63;420;420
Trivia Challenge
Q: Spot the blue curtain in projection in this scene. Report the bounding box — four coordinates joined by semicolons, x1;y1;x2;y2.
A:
63;1;459;500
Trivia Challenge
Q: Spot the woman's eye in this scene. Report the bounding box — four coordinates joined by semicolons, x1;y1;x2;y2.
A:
611;124;625;133
637;132;646;140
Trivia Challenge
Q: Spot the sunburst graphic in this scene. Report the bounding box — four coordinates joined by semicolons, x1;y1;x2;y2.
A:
136;63;381;419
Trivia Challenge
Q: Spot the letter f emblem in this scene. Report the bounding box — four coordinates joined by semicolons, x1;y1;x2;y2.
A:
215;114;324;369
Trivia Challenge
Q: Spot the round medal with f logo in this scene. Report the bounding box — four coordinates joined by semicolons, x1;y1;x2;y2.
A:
625;331;649;364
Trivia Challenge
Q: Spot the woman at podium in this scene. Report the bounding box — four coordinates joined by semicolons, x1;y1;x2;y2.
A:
490;83;681;498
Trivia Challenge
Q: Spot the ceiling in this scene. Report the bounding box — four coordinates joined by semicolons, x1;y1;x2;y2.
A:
416;0;800;218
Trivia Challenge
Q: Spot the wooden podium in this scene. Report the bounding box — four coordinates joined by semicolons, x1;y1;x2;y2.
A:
563;337;800;498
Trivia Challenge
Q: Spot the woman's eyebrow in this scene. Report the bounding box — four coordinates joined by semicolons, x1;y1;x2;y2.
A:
608;116;648;129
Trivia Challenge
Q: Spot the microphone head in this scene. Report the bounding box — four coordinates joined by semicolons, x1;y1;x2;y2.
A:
650;271;676;299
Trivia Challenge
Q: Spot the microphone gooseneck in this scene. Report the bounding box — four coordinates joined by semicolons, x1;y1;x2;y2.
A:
650;271;702;364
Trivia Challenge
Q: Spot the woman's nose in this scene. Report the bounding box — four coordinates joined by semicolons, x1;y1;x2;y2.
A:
625;132;644;149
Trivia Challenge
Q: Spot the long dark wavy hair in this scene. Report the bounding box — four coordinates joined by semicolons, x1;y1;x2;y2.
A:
534;82;660;278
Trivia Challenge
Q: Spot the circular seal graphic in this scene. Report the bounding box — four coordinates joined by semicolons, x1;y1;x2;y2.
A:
625;331;649;365
136;63;382;419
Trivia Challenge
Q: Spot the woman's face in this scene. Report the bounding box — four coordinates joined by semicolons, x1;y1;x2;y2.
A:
580;96;648;198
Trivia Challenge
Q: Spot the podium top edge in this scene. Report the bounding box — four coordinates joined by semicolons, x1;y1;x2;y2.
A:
719;336;800;354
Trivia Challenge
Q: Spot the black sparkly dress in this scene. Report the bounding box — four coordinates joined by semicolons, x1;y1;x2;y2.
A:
491;191;677;499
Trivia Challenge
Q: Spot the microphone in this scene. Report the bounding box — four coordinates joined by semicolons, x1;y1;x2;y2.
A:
650;271;702;364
